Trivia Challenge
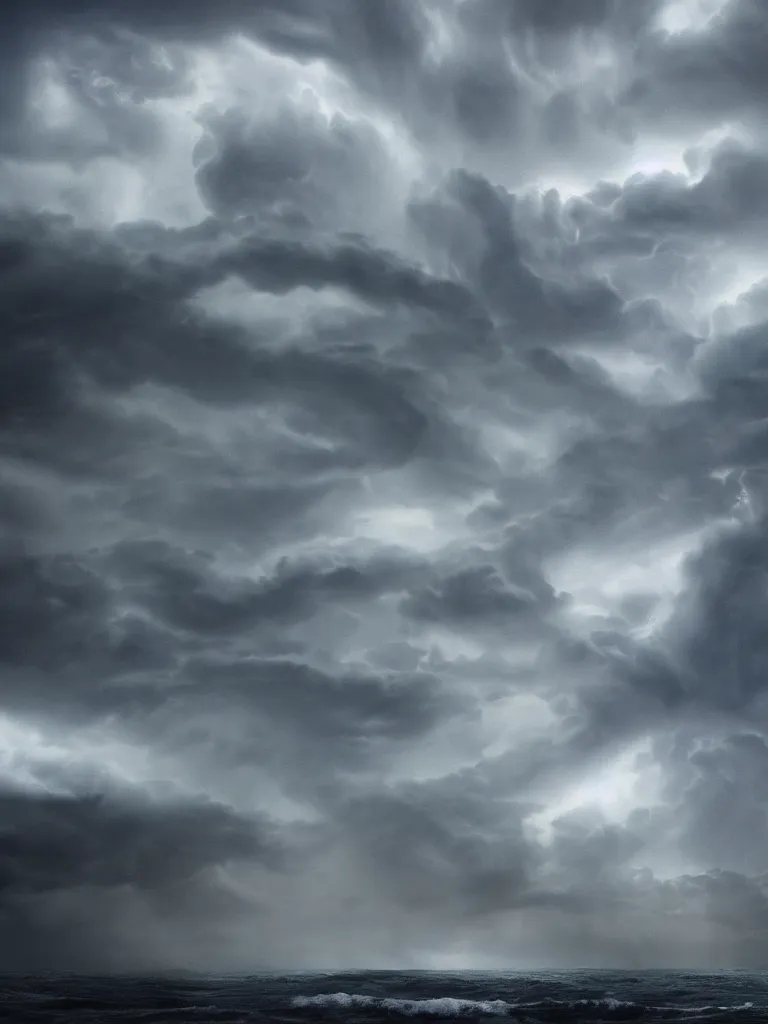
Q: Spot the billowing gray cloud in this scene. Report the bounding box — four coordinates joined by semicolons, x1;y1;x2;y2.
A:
2;0;768;973
624;0;768;129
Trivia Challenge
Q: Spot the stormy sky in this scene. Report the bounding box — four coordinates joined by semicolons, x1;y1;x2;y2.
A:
2;0;768;972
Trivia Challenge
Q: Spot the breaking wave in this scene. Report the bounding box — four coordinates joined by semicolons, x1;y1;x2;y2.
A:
291;991;757;1019
292;992;512;1015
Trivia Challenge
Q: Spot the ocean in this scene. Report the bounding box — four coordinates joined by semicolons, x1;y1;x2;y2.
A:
1;970;766;1023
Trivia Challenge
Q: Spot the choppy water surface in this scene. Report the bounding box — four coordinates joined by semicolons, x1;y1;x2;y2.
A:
2;970;767;1023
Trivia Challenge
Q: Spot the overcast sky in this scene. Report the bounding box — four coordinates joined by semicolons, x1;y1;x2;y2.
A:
3;0;768;973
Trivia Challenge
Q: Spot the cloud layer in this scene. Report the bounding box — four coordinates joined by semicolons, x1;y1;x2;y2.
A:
2;0;768;970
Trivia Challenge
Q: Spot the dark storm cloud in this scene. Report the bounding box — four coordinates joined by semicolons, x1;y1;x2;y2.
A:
652;518;768;711
624;0;768;127
227;237;487;323
0;0;645;182
673;733;768;875
400;562;560;630
562;140;768;262
0;787;280;894
0;778;287;972
617;142;768;234
0;0;429;161
169;658;469;800
334;781;534;918
0;210;480;494
111;541;424;635
410;170;624;342
3;0;768;974
194;104;393;231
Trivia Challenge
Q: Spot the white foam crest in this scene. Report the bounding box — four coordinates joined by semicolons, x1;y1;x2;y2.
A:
290;992;761;1017
289;992;661;1016
291;992;511;1015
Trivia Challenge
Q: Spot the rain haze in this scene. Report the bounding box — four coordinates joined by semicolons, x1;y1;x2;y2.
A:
2;0;768;974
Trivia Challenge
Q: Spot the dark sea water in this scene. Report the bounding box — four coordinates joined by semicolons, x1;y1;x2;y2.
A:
2;971;766;1023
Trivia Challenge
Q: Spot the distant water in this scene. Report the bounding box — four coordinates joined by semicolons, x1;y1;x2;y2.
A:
2;970;767;1022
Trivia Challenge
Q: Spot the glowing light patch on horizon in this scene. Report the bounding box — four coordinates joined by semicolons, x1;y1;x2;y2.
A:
613;122;750;198
619;140;693;185
716;269;768;308
582;348;675;401
481;693;559;759
527;738;662;840
192;280;375;337
480;420;572;471
420;630;486;663
656;0;731;36
352;505;439;549
706;263;768;330
548;529;708;638
0;711;152;794
349;498;480;557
